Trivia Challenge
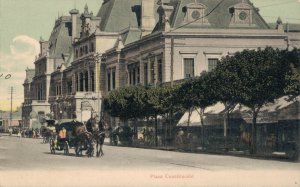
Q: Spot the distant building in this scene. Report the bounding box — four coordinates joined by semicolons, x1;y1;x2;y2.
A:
0;109;22;132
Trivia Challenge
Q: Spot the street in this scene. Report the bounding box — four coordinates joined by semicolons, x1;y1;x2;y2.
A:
0;135;299;187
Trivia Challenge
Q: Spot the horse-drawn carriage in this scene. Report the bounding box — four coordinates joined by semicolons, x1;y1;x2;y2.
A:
49;119;95;157
41;119;56;143
49;118;106;157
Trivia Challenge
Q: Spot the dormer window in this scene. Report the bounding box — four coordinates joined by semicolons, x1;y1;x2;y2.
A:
182;3;209;25
229;3;253;26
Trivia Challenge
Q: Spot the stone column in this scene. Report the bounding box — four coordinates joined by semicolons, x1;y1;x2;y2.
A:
154;55;158;86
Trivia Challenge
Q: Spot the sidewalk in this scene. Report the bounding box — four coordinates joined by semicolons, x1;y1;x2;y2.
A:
103;138;299;161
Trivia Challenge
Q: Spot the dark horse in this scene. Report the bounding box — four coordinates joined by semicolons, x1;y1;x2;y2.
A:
72;120;94;157
41;127;53;143
86;116;106;157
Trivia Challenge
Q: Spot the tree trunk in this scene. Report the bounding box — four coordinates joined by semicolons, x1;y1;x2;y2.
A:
187;107;192;134
251;111;258;155
134;118;137;140
224;110;229;152
169;109;174;147
164;113;169;147
155;115;158;147
200;110;205;148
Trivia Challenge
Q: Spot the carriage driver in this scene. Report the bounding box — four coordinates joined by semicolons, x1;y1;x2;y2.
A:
48;124;57;148
59;127;67;139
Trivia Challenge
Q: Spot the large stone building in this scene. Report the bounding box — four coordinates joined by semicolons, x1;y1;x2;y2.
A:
22;0;300;127
21;15;81;128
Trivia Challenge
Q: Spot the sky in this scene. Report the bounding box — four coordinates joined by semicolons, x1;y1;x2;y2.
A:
0;0;299;111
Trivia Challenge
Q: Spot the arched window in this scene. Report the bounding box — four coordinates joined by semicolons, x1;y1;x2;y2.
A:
90;71;95;92
80;72;84;91
76;74;79;91
85;71;89;91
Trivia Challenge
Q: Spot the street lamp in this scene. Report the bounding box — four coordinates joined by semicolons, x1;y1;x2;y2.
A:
93;52;102;118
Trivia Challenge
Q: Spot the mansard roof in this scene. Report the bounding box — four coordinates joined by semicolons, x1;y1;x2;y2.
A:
97;0;140;32
97;0;159;32
48;16;77;58
119;27;142;45
167;0;269;29
97;0;269;35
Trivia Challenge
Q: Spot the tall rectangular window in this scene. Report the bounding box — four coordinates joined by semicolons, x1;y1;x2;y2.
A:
112;70;116;89
76;74;79;91
150;61;155;84
184;58;194;78
107;72;111;91
157;59;162;83
137;67;140;84
144;62;148;85
67;81;72;94
208;58;218;72
133;69;136;85
90;71;95;92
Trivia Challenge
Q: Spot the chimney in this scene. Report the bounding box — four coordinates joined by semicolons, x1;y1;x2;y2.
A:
141;0;156;37
69;8;79;42
39;37;49;56
158;2;174;32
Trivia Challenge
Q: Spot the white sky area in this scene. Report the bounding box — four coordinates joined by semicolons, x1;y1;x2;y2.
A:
0;35;39;111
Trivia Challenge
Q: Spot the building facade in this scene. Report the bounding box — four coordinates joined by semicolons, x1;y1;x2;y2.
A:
23;0;300;127
22;16;78;128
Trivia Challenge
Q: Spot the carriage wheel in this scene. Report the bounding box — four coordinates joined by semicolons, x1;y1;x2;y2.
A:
50;140;56;154
64;141;69;155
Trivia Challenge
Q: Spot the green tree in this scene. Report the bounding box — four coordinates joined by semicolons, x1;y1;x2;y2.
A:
225;47;289;154
175;72;218;147
214;55;245;151
282;48;300;99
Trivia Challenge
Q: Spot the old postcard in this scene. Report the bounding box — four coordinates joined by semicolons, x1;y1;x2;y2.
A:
0;0;299;186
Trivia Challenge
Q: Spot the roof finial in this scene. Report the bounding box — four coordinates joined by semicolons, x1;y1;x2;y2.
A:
84;4;89;14
277;17;282;25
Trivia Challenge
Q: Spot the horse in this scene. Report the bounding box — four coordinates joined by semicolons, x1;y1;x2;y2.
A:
41;127;53;143
72;120;95;157
86;116;106;157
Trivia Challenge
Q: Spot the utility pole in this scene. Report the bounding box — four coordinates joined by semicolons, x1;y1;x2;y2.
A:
8;87;14;128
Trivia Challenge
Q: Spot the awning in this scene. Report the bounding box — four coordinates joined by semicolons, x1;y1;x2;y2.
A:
177;96;300;126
